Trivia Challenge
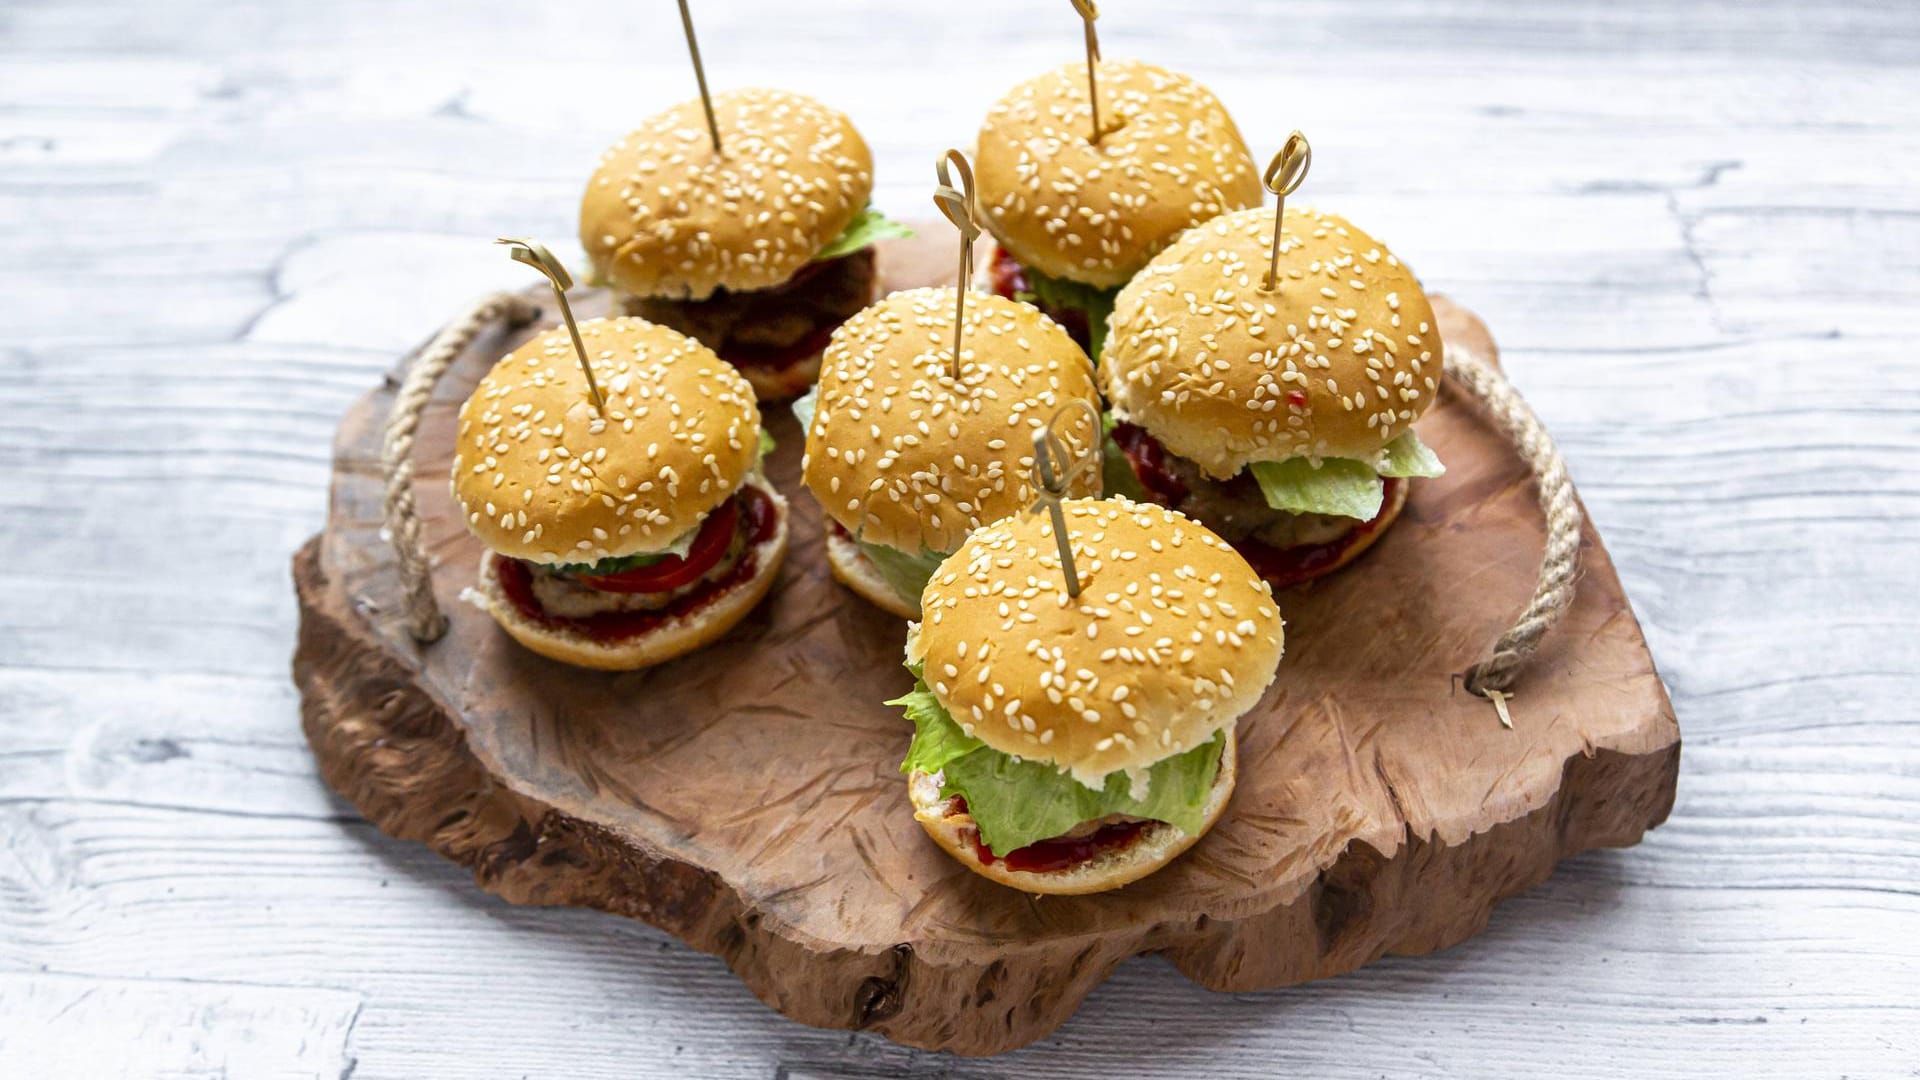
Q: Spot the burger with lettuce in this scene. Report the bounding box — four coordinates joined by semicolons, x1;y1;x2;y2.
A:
452;317;788;670
896;497;1284;894
1099;206;1446;588
580;87;910;401
795;287;1101;617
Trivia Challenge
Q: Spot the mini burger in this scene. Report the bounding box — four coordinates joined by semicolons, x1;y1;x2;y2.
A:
452;316;788;670
895;497;1284;895
972;59;1262;357
1100;207;1447;588
580;88;910;401
795;287;1101;618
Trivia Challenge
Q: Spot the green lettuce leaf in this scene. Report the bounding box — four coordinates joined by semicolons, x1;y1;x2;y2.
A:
1125;733;1230;830
893;679;1226;856
1100;410;1148;502
937;747;1111;855
1249;457;1385;521
757;427;775;461
552;523;700;575
892;682;985;777
813;206;915;263
859;541;947;608
1018;267;1120;359
947;736;1223;855
1373;430;1446;478
790;385;818;437
554;550;667;576
1246;429;1446;520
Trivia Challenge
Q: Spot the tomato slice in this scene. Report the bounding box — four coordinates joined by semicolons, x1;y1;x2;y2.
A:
579;496;741;593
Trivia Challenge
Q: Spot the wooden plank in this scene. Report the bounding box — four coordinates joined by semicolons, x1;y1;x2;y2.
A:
0;798;1912;1076
0;972;361;1080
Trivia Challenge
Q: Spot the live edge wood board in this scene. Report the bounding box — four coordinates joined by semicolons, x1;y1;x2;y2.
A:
292;231;1680;1056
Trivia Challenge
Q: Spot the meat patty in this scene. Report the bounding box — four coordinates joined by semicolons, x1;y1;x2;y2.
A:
1112;421;1357;548
1158;456;1359;549
620;247;876;361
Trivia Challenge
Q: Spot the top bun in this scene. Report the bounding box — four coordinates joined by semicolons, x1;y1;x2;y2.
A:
973;60;1262;289
1101;206;1443;479
580;88;873;301
910;497;1283;787
451;317;761;565
802;288;1101;555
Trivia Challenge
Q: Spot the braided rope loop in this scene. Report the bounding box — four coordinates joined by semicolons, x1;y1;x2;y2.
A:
1441;343;1584;699
380;292;540;643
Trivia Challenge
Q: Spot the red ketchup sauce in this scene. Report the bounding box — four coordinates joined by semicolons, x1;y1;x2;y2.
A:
985;245;1092;350
985;243;1027;302
494;486;780;644
950;798;1152;874
1109;421;1403;589
1109;420;1190;504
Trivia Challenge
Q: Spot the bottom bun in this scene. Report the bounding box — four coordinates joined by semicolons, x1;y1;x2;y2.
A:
465;475;789;671
739;350;823;402
825;528;919;619
908;730;1238;896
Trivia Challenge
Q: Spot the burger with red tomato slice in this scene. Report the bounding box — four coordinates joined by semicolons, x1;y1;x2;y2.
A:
1099;206;1447;589
971;59;1262;358
580;87;911;402
452;316;788;670
794;288;1101;618
896;497;1285;894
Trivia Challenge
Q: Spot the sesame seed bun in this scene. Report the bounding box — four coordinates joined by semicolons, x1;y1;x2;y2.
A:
906;730;1236;896
451;317;761;566
580;88;874;301
1102;207;1444;480
824;527;921;619
800;288;1101;556
908;497;1284;787
973;60;1262;289
463;475;789;671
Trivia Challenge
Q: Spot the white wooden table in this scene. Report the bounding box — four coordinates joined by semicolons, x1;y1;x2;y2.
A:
3;1;1916;1076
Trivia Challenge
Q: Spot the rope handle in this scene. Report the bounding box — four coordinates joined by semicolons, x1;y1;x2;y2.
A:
381;292;541;643
1442;342;1584;722
375;298;1582;714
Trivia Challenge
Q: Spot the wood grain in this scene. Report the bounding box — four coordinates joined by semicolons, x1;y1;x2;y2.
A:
0;973;362;1079
4;0;1918;1075
291;232;1677;1053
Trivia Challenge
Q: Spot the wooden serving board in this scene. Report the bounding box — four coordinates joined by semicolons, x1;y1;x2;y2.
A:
292;232;1679;1056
